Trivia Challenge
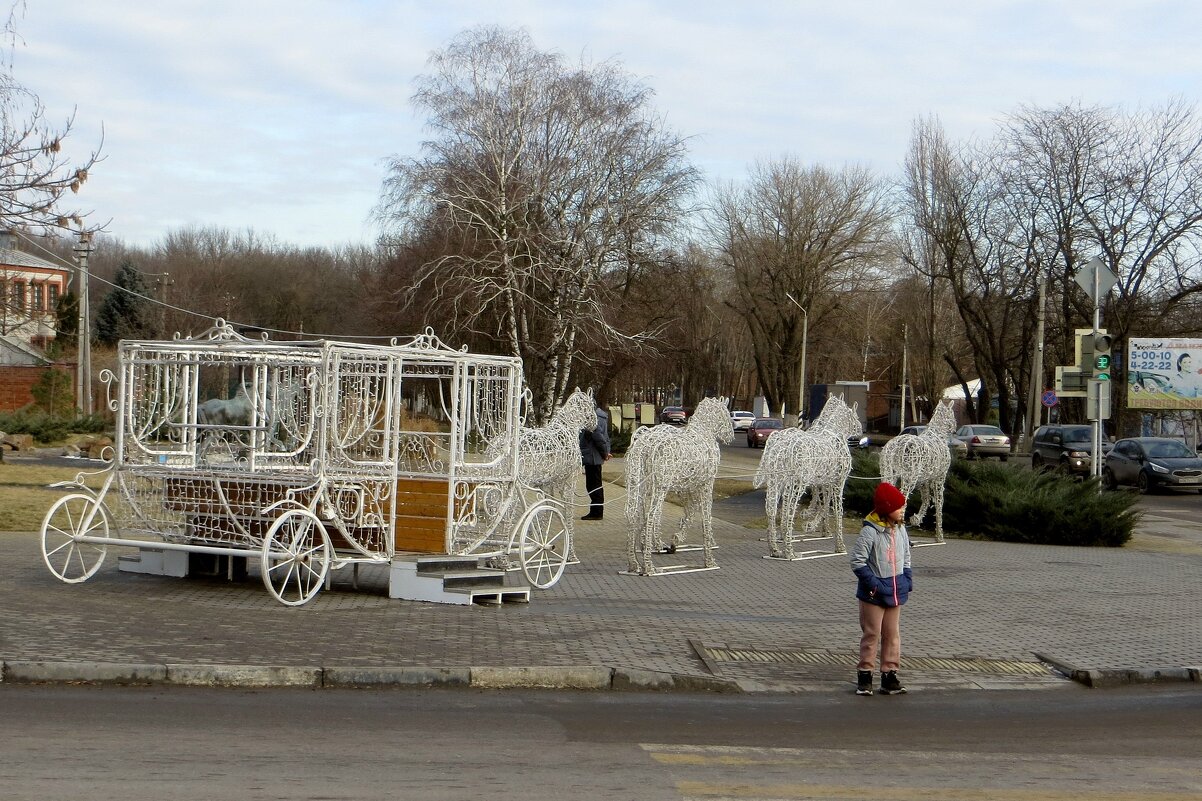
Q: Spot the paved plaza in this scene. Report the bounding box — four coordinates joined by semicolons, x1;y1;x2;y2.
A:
2;467;1200;694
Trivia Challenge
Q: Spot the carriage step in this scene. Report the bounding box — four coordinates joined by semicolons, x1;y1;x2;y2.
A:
423;568;509;589
410;555;485;573
445;585;531;606
118;546;190;578
389;556;530;606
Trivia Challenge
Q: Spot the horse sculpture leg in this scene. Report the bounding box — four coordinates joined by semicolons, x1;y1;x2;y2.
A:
696;488;717;568
828;483;847;553
910;481;932;529
932;481;946;543
780;483;805;559
642;488;668;575
764;485;782;558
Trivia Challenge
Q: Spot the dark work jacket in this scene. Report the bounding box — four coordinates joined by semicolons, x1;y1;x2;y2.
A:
580;407;610;466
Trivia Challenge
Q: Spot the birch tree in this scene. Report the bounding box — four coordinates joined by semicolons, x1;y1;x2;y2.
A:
376;26;697;420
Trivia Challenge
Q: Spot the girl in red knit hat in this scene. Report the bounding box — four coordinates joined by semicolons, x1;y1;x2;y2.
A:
850;481;913;695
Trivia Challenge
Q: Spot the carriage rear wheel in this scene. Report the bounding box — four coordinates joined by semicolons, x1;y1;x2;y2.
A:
260;509;331;606
517;502;569;590
41;493;110;583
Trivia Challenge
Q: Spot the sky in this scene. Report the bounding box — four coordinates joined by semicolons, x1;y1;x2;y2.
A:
14;1;1202;250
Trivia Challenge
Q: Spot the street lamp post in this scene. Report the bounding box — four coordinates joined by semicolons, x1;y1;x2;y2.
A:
785;293;808;424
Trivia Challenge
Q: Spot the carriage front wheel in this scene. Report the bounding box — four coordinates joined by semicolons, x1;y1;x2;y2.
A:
41;493;110;584
517;502;569;589
260;509;331;606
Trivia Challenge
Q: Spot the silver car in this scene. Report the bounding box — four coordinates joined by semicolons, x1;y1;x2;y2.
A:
954;424;1011;461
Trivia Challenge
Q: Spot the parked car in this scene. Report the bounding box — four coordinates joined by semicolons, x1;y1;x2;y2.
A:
1103;437;1202;493
660;405;687;426
953;424;1011;461
1030;424;1109;475
898;425;968;459
730;410;755;431
747;417;784;448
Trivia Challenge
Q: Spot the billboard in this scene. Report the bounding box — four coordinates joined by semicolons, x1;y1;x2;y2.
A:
1127;337;1202;409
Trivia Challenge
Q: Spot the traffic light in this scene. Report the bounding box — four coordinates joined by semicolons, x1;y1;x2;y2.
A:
1090;331;1113;380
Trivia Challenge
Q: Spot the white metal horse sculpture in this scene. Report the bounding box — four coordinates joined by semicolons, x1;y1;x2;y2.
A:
624;396;734;575
515;388;598;563
880;399;956;542
755;394;863;559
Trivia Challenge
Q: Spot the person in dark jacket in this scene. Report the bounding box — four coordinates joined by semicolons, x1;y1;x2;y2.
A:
850;481;913;695
579;399;611;520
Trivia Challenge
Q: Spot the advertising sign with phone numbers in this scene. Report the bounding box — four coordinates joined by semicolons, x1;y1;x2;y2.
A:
1127;337;1202;409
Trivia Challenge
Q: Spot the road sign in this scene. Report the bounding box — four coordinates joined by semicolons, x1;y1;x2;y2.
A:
1041;389;1058;407
1074;257;1118;302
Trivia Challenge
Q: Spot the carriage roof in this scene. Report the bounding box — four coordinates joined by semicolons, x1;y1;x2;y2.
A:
117;321;523;371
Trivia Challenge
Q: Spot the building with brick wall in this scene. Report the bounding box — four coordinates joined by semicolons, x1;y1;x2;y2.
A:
0;230;69;351
0;336;75;413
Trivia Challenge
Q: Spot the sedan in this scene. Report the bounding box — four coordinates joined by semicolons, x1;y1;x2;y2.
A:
1103;437;1202;494
747;418;784;448
954;424;1011;461
899;425;967;459
730;410;755;431
659;406;687;426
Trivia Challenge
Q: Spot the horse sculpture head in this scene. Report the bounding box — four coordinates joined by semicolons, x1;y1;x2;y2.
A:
688;396;735;444
812;394;863;440
555;387;598;432
927;399;957;437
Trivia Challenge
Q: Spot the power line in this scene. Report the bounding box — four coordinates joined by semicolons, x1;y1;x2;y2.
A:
12;230;400;341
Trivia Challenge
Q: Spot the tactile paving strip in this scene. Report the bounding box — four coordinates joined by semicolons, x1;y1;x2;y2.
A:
705;645;1056;676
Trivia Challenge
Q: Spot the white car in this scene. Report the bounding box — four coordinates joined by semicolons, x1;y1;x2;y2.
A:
731;410;755;431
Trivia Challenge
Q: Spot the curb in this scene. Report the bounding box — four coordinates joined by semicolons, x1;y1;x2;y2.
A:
1033;652;1201;688
0;659;742;693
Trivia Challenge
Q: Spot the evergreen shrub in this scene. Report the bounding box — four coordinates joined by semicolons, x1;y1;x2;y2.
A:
0;410;108;443
842;450;1136;547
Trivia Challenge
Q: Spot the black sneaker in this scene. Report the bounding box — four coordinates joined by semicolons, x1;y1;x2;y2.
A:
856;670;873;696
880;670;907;695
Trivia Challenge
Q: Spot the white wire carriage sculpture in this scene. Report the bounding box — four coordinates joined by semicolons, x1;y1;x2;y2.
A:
622;396;734;576
37;321;580;606
755;394;863;560
879;398;956;544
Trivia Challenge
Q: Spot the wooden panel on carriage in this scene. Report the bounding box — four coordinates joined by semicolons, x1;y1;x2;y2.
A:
387;477;480;554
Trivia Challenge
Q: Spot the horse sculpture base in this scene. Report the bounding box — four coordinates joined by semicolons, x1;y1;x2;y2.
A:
619;564;720;577
762;549;845;561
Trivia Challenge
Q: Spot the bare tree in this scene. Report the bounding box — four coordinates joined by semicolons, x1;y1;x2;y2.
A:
899;117;1041;434
996;100;1202;431
710;159;893;423
376;26;698;421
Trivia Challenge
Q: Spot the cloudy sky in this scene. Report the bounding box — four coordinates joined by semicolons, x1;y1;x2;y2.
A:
15;1;1202;249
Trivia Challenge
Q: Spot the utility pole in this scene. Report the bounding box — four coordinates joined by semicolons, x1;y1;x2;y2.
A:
73;232;93;415
785;293;808;426
1026;272;1047;440
899;324;908;431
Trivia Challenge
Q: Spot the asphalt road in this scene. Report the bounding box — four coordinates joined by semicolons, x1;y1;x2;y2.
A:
3;684;1199;801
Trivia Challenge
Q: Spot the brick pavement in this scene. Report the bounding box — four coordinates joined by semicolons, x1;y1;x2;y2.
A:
2;479;1200;692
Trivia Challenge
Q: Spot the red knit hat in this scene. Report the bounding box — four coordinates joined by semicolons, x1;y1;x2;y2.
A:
873;482;906;516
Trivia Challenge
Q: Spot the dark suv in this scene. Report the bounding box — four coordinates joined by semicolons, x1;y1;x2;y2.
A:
1030;425;1101;475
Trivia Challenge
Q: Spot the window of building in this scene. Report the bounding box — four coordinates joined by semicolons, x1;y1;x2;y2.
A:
32;282;44;311
48;283;60;308
11;280;24;309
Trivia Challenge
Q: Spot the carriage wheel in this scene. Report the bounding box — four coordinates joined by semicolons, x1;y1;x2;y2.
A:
517;502;569;590
260;509;331;606
41;493;110;584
